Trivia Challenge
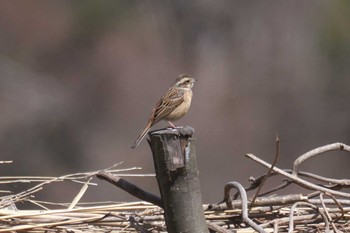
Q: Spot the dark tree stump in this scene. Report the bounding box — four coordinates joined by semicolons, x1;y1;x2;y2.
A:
149;126;209;233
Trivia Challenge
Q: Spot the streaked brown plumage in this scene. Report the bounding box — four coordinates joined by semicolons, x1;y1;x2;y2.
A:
132;74;196;148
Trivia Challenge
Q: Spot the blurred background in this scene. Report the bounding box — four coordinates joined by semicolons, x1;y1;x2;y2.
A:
0;1;349;207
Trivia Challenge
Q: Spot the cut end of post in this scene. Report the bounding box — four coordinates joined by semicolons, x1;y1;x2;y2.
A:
149;126;194;137
149;126;195;170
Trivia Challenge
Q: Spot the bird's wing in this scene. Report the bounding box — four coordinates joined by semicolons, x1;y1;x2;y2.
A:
152;88;184;124
132;87;184;148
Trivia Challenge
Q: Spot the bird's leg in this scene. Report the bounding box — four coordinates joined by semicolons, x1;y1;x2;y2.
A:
167;121;176;128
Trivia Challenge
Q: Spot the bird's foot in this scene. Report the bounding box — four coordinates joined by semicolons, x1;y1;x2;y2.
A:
167;121;176;128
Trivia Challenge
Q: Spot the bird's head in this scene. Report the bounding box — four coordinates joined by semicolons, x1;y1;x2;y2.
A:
175;74;196;89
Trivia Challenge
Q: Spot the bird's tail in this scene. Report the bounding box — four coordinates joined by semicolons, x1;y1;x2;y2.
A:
132;120;153;148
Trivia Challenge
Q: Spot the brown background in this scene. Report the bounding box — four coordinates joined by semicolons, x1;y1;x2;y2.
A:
0;1;349;207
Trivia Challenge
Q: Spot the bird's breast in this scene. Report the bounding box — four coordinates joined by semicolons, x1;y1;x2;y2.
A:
165;90;193;121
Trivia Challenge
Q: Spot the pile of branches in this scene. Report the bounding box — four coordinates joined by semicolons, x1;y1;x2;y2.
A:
206;141;350;232
0;142;349;232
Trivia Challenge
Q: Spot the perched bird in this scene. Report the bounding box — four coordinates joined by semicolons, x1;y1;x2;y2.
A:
132;74;196;148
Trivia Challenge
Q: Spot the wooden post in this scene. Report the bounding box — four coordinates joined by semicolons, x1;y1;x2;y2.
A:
149;126;209;233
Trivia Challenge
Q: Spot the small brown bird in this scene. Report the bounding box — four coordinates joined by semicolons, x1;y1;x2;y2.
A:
132;74;196;148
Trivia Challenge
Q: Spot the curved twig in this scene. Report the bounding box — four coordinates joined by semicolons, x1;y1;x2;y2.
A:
292;143;350;176
288;201;329;233
224;181;266;233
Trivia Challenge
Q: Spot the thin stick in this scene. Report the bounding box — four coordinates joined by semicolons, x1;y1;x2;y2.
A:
96;171;163;208
68;177;93;209
0;161;12;164
319;193;339;233
245;153;350;198
249;134;280;211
